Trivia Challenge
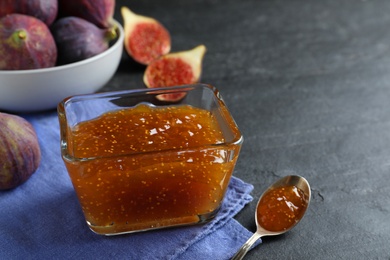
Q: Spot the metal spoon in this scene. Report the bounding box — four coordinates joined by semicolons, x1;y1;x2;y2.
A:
231;175;311;260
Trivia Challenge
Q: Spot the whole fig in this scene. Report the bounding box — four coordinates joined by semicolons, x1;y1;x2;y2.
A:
0;14;57;70
0;0;58;26
0;113;41;190
51;16;117;65
58;0;115;28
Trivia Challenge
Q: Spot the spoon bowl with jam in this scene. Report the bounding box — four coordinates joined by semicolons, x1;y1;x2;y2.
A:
232;175;311;260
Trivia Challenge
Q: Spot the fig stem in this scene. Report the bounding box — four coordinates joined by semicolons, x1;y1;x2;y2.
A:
104;26;118;42
10;30;27;47
18;30;27;40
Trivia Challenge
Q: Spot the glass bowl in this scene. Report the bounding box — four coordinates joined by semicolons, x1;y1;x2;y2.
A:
58;84;243;235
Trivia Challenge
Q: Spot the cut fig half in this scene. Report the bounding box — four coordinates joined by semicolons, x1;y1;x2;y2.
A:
121;6;171;65
143;45;207;102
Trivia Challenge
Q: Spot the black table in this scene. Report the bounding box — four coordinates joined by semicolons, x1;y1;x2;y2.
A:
107;1;390;258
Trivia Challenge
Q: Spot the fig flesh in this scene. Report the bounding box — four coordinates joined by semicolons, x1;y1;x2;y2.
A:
0;14;57;70
121;6;171;65
51;16;117;65
0;112;41;190
0;0;58;26
143;45;206;101
58;0;115;28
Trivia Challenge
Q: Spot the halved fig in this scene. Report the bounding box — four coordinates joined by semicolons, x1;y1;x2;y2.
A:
121;6;171;65
143;45;206;101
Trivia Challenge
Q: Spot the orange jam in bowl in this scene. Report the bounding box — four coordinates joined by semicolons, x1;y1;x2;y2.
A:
58;84;243;235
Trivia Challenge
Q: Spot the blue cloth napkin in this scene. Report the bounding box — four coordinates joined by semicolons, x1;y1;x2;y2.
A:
0;111;260;259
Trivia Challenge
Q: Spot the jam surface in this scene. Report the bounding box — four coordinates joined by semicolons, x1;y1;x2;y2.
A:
65;104;239;234
257;185;309;232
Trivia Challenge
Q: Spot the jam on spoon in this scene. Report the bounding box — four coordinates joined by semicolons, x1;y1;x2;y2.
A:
232;175;311;260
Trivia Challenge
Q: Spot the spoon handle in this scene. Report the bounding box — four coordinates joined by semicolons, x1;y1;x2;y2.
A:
231;232;262;260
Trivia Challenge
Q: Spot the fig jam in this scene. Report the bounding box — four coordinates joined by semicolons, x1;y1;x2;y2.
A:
64;104;239;234
257;185;309;232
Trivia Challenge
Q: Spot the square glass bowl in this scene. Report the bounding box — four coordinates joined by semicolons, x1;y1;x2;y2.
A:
58;84;243;235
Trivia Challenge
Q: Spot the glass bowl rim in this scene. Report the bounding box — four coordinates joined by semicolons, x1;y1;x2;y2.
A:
58;83;244;162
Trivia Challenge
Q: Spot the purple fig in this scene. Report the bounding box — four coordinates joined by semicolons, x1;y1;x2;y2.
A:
0;14;57;70
58;0;115;28
0;0;58;26
51;16;117;65
0;0;13;17
0;112;41;190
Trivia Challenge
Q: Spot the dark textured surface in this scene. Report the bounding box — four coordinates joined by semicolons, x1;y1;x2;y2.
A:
109;0;390;259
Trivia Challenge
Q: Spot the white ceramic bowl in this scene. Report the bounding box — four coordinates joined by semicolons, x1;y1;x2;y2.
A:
0;20;124;112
